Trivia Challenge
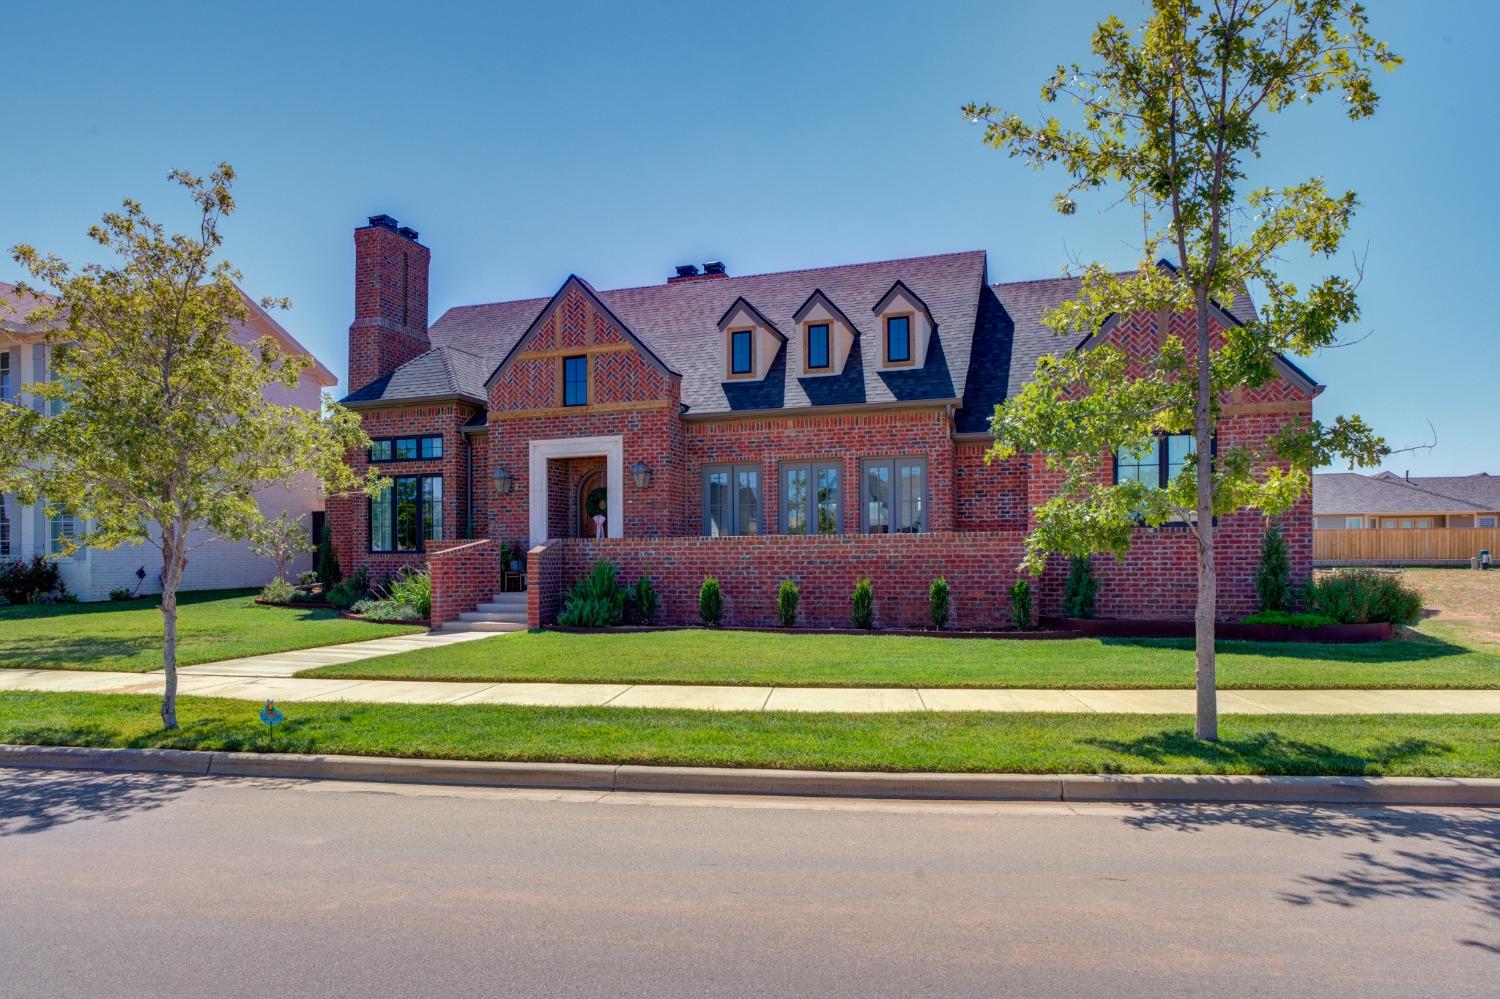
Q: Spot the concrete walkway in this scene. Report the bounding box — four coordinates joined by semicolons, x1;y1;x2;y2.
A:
0;628;1497;713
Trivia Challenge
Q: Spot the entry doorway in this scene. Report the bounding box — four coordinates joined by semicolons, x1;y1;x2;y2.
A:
578;470;606;538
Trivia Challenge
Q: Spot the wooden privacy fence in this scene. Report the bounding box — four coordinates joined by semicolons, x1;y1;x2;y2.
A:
1314;528;1500;565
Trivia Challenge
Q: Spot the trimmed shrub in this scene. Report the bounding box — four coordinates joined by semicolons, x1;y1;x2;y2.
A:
558;560;625;628
259;577;296;603
297;570;319;586
1302;569;1423;625
1062;556;1098;619
929;576;950;629
0;556;64;605
108;587;135;602
384;568;432;619
850;578;874;629
777;579;800;628
630;575;660;625
1241;610;1339;629
1255;521;1293;612
698;576;724;626
1009;579;1032;630
326;565;369;610
316;520;342;587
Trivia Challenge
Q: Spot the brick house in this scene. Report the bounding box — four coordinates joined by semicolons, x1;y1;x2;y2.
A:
329;215;1320;629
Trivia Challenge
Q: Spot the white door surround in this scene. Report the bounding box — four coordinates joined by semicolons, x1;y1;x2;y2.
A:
527;434;625;545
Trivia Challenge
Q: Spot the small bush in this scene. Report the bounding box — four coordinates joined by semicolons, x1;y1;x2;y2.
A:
297;570;320;586
558;560;624;628
1009;579;1032;630
1255;521;1293;612
1062;556;1098;619
631;575;659;625
260;577;296;603
929;576;950;629
108;587;135;602
698;576;724;626
850;578;874;629
1302;569;1423;625
384;568;432;619
326;565;370;610
0;556;63;605
777;579;800;628
316;521;342;587
1241;610;1339;629
353;598;424;623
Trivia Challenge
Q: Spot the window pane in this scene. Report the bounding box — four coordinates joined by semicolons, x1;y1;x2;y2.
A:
1165;434;1195;484
736;468;760;535
1345;517;1363;529
563;356;588;405
371;485;393;552
807;323;830;368
784;467;808;535
395;477;419;551
48;514;75;555
422;477;443;542
421;436;443;460
897;462;924;532
1115;439;1161;487
1480;516;1497;528
816;465;840;534
865;463;891;533
887;316;910;363
706;470;729;537
370;440;392;462
731;331;752;374
394;438;418;461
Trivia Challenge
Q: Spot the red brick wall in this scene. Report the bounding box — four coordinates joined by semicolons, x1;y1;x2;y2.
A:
954;445;1028;531
428;538;499;626
348;222;431;393
527;540;564;628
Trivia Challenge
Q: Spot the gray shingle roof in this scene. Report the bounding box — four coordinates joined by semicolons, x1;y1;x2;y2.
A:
343;344;490;406
1313;472;1500;515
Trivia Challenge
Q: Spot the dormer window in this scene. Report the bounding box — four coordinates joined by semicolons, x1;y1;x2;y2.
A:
806;323;830;370
885;315;912;366
730;329;754;376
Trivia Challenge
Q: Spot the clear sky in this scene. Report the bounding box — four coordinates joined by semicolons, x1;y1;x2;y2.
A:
3;1;1492;475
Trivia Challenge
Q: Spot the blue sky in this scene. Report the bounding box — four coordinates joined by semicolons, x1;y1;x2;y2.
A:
3;1;1491;474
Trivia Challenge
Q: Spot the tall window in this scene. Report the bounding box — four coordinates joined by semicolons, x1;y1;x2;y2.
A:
0;496;10;557
885;315;912;364
806;323;830;370
730;329;753;375
703;464;761;536
1114;434;1196;489
370;475;442;552
0;351;9;403
782;461;841;535
48;512;77;556
562;355;589;406
862;457;926;533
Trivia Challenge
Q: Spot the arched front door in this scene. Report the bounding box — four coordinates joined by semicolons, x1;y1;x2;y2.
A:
578;470;606;538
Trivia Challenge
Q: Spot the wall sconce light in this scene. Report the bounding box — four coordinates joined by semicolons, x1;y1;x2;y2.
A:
493;466;514;494
631;461;651;489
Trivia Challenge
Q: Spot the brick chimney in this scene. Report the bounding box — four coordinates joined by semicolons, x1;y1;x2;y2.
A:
348;214;431;392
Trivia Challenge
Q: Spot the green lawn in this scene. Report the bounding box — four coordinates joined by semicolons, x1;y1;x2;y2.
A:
0;690;1493;776
298;628;1500;689
0;590;424;673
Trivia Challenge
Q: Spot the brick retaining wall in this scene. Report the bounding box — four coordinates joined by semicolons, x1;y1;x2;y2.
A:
428;539;499;626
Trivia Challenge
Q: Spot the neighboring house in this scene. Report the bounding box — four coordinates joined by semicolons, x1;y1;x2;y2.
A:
0;281;337;600
329;214;1321;629
1313;472;1500;529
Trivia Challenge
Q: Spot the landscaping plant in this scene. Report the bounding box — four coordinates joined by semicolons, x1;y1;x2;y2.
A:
382;567;432;620
1255;522;1294;613
777;579;800;628
1009;579;1032;631
558;559;624;628
630;575;659;625
0;556;64;604
850;578;874;629
929;576;950;629
1303;569;1423;626
326;565;370;610
350;598;424;623
316;518;342;587
108;587;134;602
1240;610;1337;629
965;2;1398;739
249;511;314;583
698;576;724;626
1062;557;1098;619
259;576;296;604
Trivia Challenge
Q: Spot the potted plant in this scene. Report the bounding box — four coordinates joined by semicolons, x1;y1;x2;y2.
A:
508;539;526;573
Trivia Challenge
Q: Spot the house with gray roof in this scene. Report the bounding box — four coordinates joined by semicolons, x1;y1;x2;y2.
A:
1313;472;1500;530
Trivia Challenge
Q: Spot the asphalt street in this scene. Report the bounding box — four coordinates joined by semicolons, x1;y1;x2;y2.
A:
0;767;1494;997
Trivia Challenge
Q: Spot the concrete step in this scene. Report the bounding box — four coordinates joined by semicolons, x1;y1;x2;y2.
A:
487;593;529;605
474;601;528;614
459;610;528;624
439;620;528;633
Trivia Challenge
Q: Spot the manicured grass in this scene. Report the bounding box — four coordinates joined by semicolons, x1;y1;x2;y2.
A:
0;690;1494;776
0;590;424;673
298;628;1500;689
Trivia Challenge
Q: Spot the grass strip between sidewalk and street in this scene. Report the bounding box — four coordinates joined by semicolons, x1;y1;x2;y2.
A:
1;691;1496;777
296;628;1500;690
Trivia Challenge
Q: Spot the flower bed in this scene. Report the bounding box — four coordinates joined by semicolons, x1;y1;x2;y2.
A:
1039;616;1393;643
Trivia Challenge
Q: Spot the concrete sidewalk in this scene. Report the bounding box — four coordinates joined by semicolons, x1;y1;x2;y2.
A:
1;659;1498;713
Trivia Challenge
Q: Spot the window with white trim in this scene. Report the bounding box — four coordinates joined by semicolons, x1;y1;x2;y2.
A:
1480;515;1497;528
0;496;9;557
782;461;841;535
703;464;761;536
48;512;77;557
1344;517;1363;529
861;457;927;533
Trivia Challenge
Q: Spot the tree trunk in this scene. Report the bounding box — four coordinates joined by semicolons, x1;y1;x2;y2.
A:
159;528;187;731
1192;286;1218;741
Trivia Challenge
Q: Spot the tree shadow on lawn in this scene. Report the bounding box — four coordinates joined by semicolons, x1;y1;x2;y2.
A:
1113;799;1500;955
1101;634;1481;664
1083;730;1453;775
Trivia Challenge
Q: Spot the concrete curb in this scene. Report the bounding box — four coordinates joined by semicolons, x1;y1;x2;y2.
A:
2;744;1497;806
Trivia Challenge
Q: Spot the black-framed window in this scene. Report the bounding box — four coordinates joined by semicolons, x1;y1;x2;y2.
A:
0;495;9;558
730;329;753;375
885;315;911;364
862;457;927;533
806;323;830;370
563;355;588;406
1114;434;1195;489
0;351;9;403
703;464;761;536
370;435;442;463
370;474;442;552
782;461;841;535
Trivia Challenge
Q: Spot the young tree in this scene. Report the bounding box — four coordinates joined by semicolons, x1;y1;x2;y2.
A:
963;1;1397;739
250;511;315;582
0;164;378;729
